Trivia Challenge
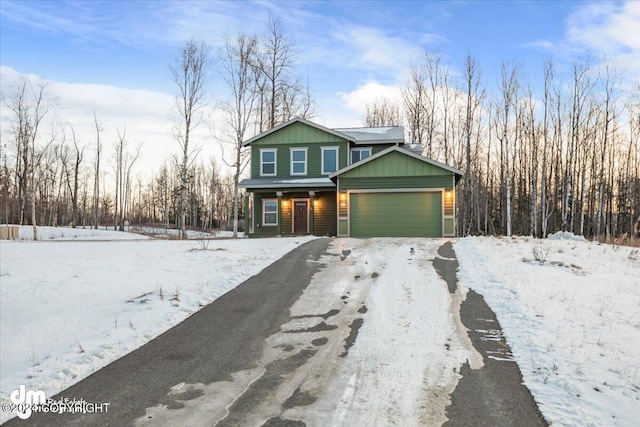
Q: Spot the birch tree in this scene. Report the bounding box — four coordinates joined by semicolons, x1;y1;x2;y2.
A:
497;62;520;237
220;34;259;238
5;77;55;239
170;39;211;239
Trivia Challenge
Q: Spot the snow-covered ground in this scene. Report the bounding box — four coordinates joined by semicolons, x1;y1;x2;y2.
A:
0;229;312;424
1;231;638;426
14;225;151;241
8;225;242;241
455;235;640;427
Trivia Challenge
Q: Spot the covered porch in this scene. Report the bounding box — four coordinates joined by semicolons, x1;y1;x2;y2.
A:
240;178;337;237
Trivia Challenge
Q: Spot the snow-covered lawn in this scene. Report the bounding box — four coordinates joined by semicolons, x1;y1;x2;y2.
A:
0;229;313;424
15;225;152;241
455;235;640;427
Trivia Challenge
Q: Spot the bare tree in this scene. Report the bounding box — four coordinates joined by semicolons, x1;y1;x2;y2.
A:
460;54;484;235
111;126;140;231
402;63;428;144
60;123;85;228
92;112;102;229
5;77;55;239
497;62;521;237
220;34;259;238
252;14;313;131
170;39;212;239
595;60;621;237
364;97;402;127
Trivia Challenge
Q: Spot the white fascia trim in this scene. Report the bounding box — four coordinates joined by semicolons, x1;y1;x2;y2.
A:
330;146;463;179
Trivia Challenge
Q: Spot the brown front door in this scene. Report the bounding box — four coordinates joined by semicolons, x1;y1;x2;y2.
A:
294;201;308;234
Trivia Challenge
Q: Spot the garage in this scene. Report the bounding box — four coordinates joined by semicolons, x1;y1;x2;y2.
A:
331;146;462;238
350;191;442;238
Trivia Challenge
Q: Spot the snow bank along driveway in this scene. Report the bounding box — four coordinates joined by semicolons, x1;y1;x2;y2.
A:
455;236;640;427
138;238;472;426
0;233;314;424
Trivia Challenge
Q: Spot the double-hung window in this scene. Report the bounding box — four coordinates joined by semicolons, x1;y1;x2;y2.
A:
260;149;277;176
321;147;339;175
262;199;278;226
290;148;307;175
350;148;371;164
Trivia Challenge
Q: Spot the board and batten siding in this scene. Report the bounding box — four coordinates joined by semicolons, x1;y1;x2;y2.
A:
338;150;453;180
251;121;348;178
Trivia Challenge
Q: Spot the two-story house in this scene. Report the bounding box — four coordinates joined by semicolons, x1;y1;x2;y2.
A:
239;117;462;238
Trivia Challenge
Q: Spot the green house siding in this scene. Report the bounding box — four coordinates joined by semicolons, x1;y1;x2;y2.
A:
350;192;442;238
256;121;346;145
334;148;461;238
251;193;279;237
339;176;453;191
340;150;452;179
248;190;336;237
313;192;337;236
251;122;349;178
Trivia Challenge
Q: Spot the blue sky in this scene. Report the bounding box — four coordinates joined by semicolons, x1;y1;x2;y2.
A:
1;0;638;172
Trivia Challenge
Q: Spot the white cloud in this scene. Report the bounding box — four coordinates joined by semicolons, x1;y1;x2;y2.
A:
338;81;403;118
333;26;423;75
0;67;226;179
566;1;640;53
562;1;640;83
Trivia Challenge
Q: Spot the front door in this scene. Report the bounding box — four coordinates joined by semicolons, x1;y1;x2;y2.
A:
294;200;308;234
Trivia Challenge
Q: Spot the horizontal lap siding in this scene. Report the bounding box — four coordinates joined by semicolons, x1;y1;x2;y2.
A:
252;193;279;237
313;192;337;236
250;191;336;236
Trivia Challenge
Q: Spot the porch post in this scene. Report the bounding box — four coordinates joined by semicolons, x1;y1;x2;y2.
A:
309;191;315;235
276;191;283;237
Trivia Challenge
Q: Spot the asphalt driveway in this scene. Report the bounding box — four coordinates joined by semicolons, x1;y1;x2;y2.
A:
7;238;331;427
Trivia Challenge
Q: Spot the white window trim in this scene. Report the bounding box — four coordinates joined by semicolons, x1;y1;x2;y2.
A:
260;148;277;177
290;147;308;176
262;198;278;226
350;147;372;164
321;146;340;175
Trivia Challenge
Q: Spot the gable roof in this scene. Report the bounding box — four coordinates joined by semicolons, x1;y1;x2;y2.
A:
242;117;406;147
329;145;463;181
242;117;354;146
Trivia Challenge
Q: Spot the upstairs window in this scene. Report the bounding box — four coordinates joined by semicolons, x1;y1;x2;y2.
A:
260;149;277;176
290;148;307;175
322;147;339;175
350;148;371;164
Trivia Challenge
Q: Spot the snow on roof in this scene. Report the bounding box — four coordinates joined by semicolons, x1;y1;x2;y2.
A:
239;177;335;188
274;178;333;184
333;126;404;144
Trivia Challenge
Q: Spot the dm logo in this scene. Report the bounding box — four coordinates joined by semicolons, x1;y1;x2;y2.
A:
10;385;46;419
